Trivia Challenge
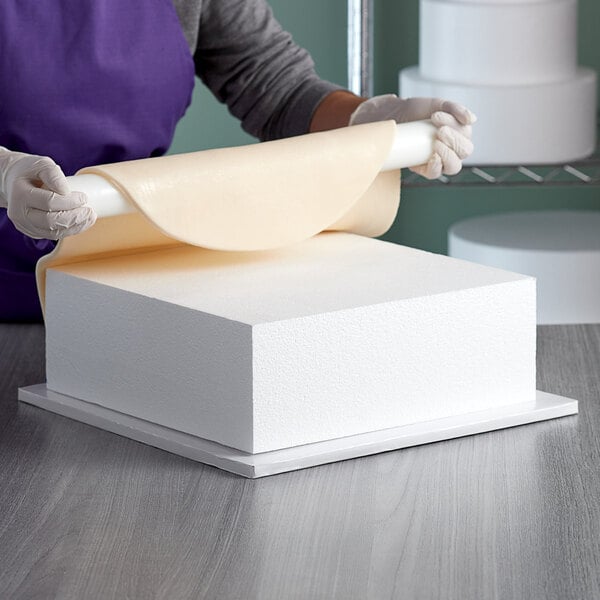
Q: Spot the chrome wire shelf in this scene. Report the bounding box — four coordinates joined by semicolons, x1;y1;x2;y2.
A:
404;128;600;188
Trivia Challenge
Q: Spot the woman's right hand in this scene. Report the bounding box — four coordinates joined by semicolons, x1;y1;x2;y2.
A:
0;147;96;239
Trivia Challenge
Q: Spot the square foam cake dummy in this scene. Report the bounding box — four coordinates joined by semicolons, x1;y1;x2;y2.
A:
22;119;578;477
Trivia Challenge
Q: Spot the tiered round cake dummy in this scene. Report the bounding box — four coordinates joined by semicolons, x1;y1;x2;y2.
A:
400;0;597;164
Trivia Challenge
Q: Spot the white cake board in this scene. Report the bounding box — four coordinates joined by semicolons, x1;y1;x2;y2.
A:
19;385;577;478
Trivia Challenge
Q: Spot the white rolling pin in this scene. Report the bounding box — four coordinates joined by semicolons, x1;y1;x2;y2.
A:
380;120;437;171
67;120;437;219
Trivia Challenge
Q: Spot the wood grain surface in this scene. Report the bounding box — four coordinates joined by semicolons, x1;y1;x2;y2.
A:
0;323;599;600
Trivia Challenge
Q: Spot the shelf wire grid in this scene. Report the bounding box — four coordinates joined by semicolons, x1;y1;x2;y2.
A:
404;125;600;188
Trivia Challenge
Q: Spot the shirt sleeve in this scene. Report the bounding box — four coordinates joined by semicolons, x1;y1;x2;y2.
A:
194;0;343;141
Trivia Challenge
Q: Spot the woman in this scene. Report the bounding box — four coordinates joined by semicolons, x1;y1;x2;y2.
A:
0;0;474;321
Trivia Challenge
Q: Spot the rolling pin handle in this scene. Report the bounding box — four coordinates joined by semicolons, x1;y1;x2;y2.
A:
381;120;437;171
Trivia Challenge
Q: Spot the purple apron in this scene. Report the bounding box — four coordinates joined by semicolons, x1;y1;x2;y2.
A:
0;1;194;321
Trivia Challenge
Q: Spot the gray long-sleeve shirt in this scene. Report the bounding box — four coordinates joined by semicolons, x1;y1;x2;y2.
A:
171;0;342;141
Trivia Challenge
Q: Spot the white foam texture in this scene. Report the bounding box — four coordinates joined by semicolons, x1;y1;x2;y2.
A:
44;233;538;455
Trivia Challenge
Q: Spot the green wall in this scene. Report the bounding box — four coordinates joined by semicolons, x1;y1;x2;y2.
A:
170;0;600;254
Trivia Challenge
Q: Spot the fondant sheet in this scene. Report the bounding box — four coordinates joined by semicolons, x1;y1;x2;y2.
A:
37;121;400;309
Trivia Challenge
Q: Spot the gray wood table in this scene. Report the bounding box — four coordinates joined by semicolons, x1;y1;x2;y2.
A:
1;323;599;600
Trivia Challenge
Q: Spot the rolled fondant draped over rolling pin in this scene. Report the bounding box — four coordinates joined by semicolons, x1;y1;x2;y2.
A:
36;120;435;308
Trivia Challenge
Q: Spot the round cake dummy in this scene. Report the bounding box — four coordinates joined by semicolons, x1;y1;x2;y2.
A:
401;66;596;165
448;211;600;324
402;0;597;164
419;0;576;85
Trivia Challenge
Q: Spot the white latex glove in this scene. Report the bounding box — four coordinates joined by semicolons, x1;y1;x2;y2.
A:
0;147;96;239
349;94;477;179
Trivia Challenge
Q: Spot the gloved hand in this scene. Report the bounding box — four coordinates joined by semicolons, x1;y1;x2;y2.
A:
0;147;96;239
349;94;476;179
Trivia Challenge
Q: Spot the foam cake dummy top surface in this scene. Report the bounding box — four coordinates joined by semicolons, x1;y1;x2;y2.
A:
49;233;531;325
37;121;402;309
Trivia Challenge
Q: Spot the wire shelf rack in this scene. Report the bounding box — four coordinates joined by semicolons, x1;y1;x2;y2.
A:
403;127;600;188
